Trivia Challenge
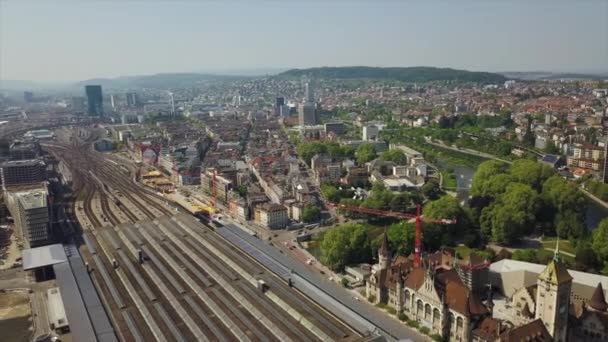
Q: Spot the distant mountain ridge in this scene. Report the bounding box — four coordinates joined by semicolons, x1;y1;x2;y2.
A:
277;66;507;83
76;73;251;90
500;71;608;81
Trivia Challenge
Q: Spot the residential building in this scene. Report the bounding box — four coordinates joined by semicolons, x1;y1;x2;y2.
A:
201;170;232;204
85;85;103;116
228;197;249;221
1;159;47;189
254;203;288;229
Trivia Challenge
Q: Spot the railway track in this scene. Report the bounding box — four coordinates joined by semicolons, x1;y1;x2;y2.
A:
44;128;359;342
78;214;358;342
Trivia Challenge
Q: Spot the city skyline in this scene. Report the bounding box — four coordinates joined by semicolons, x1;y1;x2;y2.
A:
1;0;607;82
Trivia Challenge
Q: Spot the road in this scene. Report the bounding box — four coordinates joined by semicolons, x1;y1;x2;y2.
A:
580;186;608;210
424;138;512;165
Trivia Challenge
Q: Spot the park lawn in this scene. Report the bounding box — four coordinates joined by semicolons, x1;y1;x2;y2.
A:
540;238;575;256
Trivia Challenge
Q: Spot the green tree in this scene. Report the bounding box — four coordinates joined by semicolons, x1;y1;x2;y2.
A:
423;196;471;246
509;159;556;191
302;204;321;223
235;184;248;198
471;160;507;196
320;228;350;270
379;149;407;165
575;241;598;271
592;219;608;266
422;180;441;200
297;142;328;165
480;183;541;245
386;222;416;255
356;143;377;164
542;176;587;238
320;224;372;271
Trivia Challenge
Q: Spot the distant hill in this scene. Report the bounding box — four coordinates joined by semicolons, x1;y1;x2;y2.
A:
501;71;608;81
76;73;251;90
277;66;507;83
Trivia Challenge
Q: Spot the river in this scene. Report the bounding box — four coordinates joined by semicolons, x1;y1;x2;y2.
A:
447;164;608;231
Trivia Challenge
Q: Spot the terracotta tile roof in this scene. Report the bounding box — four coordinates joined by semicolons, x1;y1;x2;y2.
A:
403;267;426;291
472;317;500;341
589;282;608;311
404;266;487;318
500;319;552;342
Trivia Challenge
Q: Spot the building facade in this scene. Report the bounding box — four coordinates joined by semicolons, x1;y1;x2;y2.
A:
85;85;104;116
1;159;47;189
254;203;288;229
298;103;317;126
8;188;50;247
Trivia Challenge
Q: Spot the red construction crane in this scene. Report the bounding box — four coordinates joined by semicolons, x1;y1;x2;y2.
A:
326;202;456;268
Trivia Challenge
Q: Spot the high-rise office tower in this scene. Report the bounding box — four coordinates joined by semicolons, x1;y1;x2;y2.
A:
110;94;117;109
126;92;139;107
24;91;34;103
298;103;317;126
274;97;285;115
304;83;314;103
9;188;50;247
85;85;104;116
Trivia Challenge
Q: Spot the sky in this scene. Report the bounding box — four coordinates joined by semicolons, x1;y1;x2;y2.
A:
1;0;607;82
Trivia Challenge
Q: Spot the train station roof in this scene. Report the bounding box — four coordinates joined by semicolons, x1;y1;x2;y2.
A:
22;243;67;270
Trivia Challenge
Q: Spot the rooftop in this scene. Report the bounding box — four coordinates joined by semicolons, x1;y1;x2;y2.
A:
17;190;47;209
1;159;45;167
490;259;608;290
22;243;67;270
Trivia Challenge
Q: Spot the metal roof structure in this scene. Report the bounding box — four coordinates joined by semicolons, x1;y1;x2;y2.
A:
22;243;67;270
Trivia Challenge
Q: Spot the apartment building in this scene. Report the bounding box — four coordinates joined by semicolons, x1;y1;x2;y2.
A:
254;203;288;229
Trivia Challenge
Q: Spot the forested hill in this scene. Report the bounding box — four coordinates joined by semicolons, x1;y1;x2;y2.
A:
277;66;507;83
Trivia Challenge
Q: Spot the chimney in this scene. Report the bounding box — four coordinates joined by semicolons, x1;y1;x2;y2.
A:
112;258;119;269
138;249;144;264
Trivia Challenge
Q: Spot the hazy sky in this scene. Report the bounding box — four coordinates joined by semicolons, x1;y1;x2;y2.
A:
1;0;607;82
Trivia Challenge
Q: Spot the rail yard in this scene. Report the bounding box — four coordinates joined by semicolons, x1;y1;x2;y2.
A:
43;129;361;342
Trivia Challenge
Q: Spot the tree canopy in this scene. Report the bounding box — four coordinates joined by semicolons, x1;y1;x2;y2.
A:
356;143;377;165
302;204;321;223
480;183;540;245
320;224;372;271
379;149;407;165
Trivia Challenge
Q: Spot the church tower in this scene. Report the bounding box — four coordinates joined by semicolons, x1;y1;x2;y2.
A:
535;240;572;342
378;230;390;270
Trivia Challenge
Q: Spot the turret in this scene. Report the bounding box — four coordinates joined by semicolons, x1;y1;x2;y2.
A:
378;230;390;270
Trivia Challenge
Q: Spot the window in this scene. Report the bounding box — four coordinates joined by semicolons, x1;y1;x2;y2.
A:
425;304;432;321
457;317;464;332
